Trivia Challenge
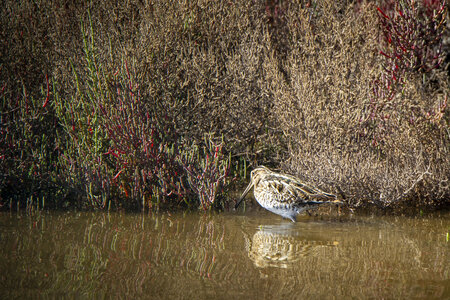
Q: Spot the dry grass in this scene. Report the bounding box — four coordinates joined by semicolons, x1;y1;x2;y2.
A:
266;1;449;208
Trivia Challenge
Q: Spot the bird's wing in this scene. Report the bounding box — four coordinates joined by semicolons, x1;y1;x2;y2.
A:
264;173;336;203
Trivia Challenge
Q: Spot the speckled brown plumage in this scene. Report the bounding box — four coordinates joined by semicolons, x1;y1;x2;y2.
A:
235;166;342;222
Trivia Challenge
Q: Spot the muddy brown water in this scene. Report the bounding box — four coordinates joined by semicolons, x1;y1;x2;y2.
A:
0;208;449;299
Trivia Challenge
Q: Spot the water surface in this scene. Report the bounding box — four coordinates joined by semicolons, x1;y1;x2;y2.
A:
1;209;449;299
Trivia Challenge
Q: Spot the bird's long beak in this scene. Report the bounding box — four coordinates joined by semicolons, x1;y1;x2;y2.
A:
235;181;253;209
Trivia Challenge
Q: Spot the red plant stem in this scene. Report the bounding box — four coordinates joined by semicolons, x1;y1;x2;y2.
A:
377;7;390;19
380;51;391;58
113;170;123;180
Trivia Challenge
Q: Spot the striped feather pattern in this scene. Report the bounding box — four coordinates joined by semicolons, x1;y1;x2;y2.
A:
235;166;342;222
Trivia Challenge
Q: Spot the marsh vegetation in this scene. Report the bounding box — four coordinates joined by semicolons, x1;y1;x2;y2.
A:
1;0;448;211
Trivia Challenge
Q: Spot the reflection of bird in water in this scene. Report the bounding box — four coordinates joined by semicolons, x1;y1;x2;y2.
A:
244;224;339;268
235;166;343;222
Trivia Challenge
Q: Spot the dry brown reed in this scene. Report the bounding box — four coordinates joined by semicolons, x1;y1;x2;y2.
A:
266;1;449;208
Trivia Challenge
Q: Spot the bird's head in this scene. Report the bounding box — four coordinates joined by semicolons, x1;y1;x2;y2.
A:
235;166;271;209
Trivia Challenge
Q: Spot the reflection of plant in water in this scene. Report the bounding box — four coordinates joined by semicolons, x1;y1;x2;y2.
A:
1;213;449;298
98;213;228;291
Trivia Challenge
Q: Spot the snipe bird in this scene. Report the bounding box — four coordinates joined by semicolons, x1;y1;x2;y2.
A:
235;166;342;222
